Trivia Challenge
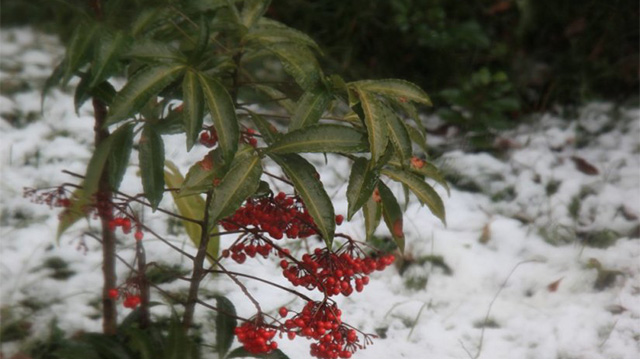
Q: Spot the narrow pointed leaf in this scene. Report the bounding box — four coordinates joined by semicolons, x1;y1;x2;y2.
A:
269;154;335;245
406;124;428;154
190;16;210;63
107;64;185;126
388;159;450;195
353;90;389;164
208;152;262;225
268;125;368;154
125;40;186;63
250;84;296;113
214;295;237;358
346;157;379;220
378;182;405;253
139;126;165;210
83;135;113;198
382;168;446;225
289;86;332;131
246;25;322;53
108;123;135;191
199;73;239;162
165;161;219;263
41;61;65;111
241;0;271;28
90;30;129;87
182;70;204;151
350;79;432;106
384;107;412;166
270;43;321;90
362;195;381;241
63;23;99;85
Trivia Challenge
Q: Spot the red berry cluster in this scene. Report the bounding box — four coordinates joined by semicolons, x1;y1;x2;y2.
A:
281;247;395;296
107;288;141;309
199;127;218;147
235;320;278;354
282;301;359;359
221;192;318;240
107;216;144;240
23;187;71;209
221;239;289;264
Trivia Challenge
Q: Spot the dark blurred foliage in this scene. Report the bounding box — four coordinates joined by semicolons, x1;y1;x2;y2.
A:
2;0;638;150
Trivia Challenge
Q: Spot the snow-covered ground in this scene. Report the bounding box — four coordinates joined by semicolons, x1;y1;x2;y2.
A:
1;28;639;359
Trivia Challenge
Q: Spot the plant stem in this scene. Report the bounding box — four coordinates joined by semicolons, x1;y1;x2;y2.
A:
93;97;118;335
136;240;150;329
182;190;214;330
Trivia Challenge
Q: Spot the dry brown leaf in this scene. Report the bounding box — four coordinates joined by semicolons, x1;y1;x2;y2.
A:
547;277;563;292
570;156;599;175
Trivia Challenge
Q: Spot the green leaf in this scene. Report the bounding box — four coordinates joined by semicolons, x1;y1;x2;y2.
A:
63;23;99;85
56;187;91;242
246;24;321;53
405;124;428;154
382;168;446;225
125;40;186;63
247;111;280;145
108;123;135;192
269;43;321;90
55;340;101;359
289;86;332;131
384;105;412;166
241;0;271;29
388;159;450;195
352;89;389;165
165;161;219;264
268;125;368;154
208;151;262;225
107;64;185;126
139;126;165;210
269;154;335;246
42;61;65;111
164;316;196;359
74;75;117;114
127;327;160;359
190;16;210;63
199;73;240;162
214;295;237;358
362;195;381;241
82;333;132;359
90;30;129;87
179;149;230;197
182;70;205;151
83;135;113;198
249;84;296;113
346;157;379;220
350;79;432;106
377;182;405;253
226;347;290;359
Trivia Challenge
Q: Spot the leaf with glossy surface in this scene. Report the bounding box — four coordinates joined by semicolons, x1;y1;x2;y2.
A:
63;23;99;85
350;79;432;106
199;73;239;162
269;154;334;245
289;86;332;131
382;168;446;225
268;125;368;154
246;25;321;53
165;161;219;263
214;295;237;358
90;30;129;87
346;157;379;220
182;70;204;151
125;40;186;63
362;195;381;241
108;123;135;192
352;89;389;165
179;149;230;197
241;0;271;28
107;64;185;126
378;182;405;253
83;134;113;198
270;43;321;90
247;111;280;145
208;151;262;225
384;105;412;166
56;187;90;242
139;126;165;210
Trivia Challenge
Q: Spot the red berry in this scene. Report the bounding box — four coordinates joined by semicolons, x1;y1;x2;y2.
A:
108;288;119;299
134;230;144;241
279;307;288;317
335;215;344;225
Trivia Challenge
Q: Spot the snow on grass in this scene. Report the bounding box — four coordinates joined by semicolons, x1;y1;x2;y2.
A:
1;27;639;358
